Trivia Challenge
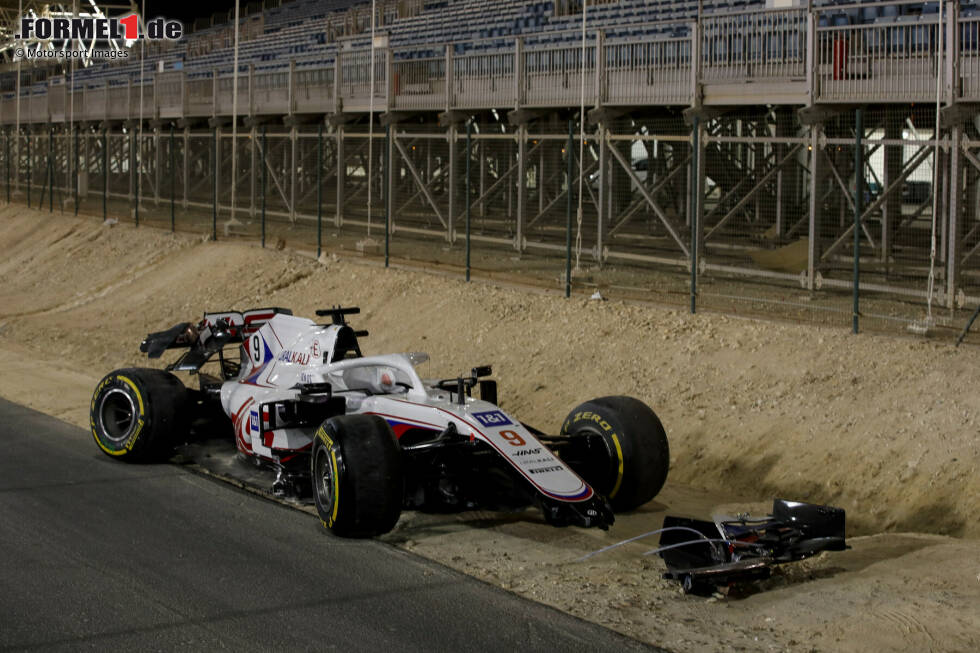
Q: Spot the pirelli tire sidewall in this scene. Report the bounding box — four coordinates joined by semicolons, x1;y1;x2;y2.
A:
311;414;403;538
90;368;188;462
561;396;670;513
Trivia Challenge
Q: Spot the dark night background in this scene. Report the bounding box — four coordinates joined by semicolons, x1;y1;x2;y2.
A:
143;1;252;28
142;1;359;31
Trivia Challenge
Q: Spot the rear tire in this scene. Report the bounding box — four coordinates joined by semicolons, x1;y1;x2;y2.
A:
560;396;669;512
90;368;189;462
311;414;403;538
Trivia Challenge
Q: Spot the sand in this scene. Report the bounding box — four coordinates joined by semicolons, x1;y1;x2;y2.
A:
1;206;978;651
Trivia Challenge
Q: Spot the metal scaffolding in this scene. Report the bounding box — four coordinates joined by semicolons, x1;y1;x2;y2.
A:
3;1;980;338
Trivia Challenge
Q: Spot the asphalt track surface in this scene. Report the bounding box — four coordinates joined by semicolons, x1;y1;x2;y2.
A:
0;398;662;652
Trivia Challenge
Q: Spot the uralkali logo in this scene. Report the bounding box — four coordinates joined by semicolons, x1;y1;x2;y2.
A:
18;15;183;41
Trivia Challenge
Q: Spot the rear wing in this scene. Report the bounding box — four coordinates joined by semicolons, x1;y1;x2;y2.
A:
140;307;293;372
200;307;293;339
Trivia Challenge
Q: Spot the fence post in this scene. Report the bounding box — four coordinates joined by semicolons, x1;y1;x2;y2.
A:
132;129;138;226
385;125;391;268
102;129;107;221
853;108;863;334
261;126;267;248
690;116;700;314
212;126;217;241
48;127;53;212
5;128;9;204
317;122;322;258
38;134;46;210
27;131;31;209
170;124;175;232
566;119;573;299
74;128;78;216
465;120;471;282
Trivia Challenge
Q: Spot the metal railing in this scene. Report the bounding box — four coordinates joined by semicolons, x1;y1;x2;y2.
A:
293;67;335;114
336;49;388;111
4;2;980;125
185;76;214;116
702;7;807;81
523;41;597;107
392;56;446;111
816;16;942;102
604;36;693;105
156;71;184;118
453;50;516;109
252;69;290;115
960;15;980;100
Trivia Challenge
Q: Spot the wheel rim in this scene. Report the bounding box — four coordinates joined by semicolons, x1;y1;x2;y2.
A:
313;445;336;516
98;388;138;444
561;428;617;496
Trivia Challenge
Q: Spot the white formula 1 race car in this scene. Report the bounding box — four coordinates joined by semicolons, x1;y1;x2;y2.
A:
90;307;669;537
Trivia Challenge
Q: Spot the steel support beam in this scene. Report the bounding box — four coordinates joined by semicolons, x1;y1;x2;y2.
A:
527;159;598;229
821;146;933;262
597;124;607;262
807;123;820;290
516;125;526;252
821;149;877;250
393;132;447;228
447;125;457;242
153;127;161;206
250;126;257;218
705;144;802;241
336;125;345;227
290;126;297;222
609;154;691;236
182;127;190;208
479;141;486;217
606;134;689;256
948;124;962;306
387;124;396;236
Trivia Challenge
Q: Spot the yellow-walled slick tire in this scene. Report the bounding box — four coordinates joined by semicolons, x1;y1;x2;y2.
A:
560;396;669;512
312;414;403;538
90;368;189;462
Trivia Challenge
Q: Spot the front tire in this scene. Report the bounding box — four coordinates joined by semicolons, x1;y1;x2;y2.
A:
311;415;403;538
90;368;189;462
560;396;669;512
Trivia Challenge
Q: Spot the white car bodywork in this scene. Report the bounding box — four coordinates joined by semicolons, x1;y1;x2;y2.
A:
217;312;594;505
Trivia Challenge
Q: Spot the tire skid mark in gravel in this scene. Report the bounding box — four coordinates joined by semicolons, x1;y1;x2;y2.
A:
0;249;179;319
0;220;82;278
875;607;936;641
264;268;317;296
46;224;80;248
0;224;196;320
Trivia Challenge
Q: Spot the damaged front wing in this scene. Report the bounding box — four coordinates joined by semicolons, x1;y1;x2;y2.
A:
658;499;847;594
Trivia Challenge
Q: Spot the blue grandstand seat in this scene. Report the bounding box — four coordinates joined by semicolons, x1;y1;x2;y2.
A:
860;6;879;23
962;20;979;50
786;31;801;59
879;4;900;19
882;15;908;51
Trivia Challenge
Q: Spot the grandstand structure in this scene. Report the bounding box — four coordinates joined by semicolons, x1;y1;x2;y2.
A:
3;0;980;330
